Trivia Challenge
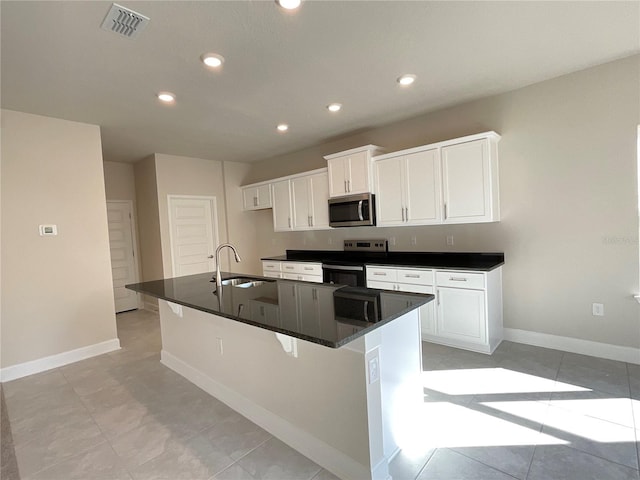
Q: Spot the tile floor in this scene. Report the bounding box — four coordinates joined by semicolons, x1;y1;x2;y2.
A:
0;309;638;480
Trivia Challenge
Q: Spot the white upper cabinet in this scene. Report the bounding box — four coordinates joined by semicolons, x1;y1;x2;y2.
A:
441;134;500;224
292;172;330;230
272;179;293;232
375;148;441;226
324;145;384;198
272;169;330;232
241;182;272;211
374;132;500;226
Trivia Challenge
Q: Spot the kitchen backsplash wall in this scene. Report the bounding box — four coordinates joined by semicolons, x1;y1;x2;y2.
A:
244;54;640;351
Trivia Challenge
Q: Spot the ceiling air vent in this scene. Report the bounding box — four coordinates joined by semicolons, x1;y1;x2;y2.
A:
100;3;149;39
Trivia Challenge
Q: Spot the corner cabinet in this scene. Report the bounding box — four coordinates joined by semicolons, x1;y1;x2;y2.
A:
373;132;500;226
241;182;272;211
324;145;384;198
271;169;330;232
366;264;503;354
441;134;500;224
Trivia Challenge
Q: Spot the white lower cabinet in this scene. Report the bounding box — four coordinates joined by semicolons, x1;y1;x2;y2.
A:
367;265;502;354
262;261;323;283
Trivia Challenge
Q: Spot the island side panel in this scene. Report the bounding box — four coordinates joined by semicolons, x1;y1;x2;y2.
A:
157;300;372;478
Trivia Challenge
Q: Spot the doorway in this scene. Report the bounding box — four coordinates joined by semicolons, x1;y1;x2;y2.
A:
107;201;140;313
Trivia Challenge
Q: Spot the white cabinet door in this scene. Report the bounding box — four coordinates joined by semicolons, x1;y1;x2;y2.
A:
442;139;492;223
242;184;272;210
405;149;441;224
327;157;348;197
272;179;292;231
309;172;330;229
374;156;404;226
291;176;311;229
437;287;486;345
346;151;370;194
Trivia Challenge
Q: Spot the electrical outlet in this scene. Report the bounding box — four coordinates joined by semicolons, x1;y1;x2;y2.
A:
390;237;396;246
328;237;333;245
368;356;380;384
446;235;454;246
411;236;417;246
592;303;604;316
217;337;224;355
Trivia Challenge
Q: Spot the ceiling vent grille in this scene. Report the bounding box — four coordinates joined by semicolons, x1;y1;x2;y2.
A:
100;3;149;39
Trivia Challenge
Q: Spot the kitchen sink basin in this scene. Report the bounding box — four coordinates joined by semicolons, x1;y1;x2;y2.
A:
219;277;274;288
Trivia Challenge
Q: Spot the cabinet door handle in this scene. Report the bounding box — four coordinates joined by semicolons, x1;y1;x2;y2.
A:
449;277;468;282
405;207;409;221
254;196;258;207
344;180;347;192
404;274;420;278
288;217;291;228
437;290;440;305
373;272;387;276
285;265;294;270
312;288;317;301
444;203;447;220
347;179;351;192
401;207;405;222
304;267;314;271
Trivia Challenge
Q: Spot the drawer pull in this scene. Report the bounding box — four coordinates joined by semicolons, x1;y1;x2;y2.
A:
285;266;294;270
304;267;314;271
449;277;467;282
404;274;420;278
373;272;387;276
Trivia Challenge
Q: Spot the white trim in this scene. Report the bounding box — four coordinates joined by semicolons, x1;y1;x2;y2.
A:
0;339;121;382
161;349;370;480
240;167;327;189
167;195;220;278
324;144;385;160
107;200;143;310
504;328;640;365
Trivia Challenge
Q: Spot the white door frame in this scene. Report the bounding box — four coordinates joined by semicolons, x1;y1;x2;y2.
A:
167;195;220;277
106;199;143;310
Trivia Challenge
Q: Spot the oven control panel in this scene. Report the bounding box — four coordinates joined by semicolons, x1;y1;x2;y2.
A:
344;239;388;252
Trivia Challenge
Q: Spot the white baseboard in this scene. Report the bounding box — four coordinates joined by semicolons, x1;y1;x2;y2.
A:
0;338;121;382
504;328;640;365
161;350;370;480
144;301;159;313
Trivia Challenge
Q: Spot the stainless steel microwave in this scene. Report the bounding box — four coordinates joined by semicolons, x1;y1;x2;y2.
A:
328;193;376;227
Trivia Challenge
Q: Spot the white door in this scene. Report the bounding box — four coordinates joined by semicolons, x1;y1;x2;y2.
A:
168;196;218;277
107;201;139;313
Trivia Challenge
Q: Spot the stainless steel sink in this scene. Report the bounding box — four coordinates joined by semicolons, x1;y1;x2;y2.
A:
220;277;255;286
220;277;273;288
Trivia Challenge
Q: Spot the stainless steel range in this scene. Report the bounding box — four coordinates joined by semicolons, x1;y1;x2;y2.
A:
322;239;387;287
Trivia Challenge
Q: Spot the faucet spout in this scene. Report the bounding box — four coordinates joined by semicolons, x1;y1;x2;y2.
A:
214;243;242;288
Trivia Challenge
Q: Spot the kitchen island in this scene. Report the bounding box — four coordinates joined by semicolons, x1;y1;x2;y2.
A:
127;272;433;480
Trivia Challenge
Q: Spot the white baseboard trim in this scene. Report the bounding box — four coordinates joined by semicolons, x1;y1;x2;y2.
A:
504;328;640;365
0;338;121;382
161;350;371;480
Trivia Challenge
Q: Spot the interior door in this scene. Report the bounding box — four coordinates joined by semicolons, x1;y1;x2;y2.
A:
168;196;218;277
107;201;139;313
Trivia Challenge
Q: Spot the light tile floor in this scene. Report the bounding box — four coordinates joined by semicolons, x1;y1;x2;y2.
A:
0;309;638;480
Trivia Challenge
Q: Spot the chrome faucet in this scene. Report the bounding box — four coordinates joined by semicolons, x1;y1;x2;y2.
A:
214;243;242;288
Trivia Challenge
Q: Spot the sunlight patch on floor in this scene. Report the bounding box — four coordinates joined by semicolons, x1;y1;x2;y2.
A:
422;368;589;396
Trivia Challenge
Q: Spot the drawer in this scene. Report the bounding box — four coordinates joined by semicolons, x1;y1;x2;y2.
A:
436;271;485;290
280;262;322;276
396;268;434;286
263;272;282;279
366;266;397;282
282;272;322;283
262;261;281;272
397;283;433;295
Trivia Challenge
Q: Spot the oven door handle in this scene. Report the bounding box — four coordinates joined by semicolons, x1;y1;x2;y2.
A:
363;301;369;322
357;200;364;221
322;264;364;271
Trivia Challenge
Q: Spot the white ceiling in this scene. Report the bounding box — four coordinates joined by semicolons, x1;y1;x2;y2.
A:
2;1;639;164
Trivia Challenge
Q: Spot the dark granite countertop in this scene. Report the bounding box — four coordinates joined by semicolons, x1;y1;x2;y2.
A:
262;250;504;271
126;272;433;348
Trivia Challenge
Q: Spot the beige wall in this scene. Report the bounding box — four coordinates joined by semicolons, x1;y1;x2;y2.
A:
244;55;640;350
0;109;118;368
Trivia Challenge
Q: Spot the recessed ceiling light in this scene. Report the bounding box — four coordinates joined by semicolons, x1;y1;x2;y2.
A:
276;0;301;10
157;91;175;103
327;103;342;113
276;124;289;132
397;74;417;86
201;53;225;69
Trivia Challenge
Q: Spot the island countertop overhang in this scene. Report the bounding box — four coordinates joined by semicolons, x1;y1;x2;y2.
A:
126;271;433;348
